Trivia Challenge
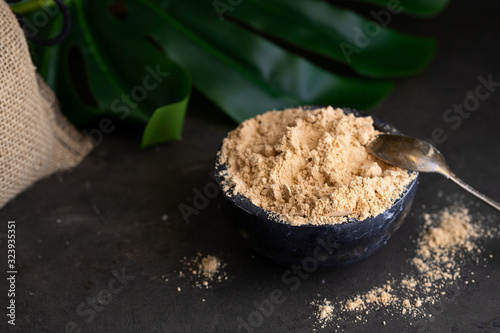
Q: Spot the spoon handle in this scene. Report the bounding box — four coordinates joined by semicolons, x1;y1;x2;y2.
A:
447;174;500;212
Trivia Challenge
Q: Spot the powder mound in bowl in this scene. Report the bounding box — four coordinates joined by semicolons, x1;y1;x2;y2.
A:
218;106;416;226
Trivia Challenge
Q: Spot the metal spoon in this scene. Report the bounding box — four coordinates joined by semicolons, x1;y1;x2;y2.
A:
367;134;500;212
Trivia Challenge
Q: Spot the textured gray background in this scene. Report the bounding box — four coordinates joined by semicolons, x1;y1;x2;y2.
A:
0;0;499;332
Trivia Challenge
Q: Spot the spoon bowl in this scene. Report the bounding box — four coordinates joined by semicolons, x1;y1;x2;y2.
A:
367;134;500;212
366;135;447;173
215;107;419;267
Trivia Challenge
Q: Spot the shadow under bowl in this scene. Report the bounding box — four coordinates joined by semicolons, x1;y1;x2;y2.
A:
214;107;419;268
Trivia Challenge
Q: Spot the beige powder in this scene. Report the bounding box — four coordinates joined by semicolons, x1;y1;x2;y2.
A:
177;253;227;289
314;299;334;328
418;207;477;260
312;203;494;329
199;255;222;278
318;301;334;319
412;207;477;293
219;106;415;225
343;283;394;311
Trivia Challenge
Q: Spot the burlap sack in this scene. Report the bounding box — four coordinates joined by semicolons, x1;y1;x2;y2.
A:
0;0;93;208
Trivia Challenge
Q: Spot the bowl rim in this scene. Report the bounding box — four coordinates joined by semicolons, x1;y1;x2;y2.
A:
214;106;419;229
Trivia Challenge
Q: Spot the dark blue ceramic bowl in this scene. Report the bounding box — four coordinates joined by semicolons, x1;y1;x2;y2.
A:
215;107;418;267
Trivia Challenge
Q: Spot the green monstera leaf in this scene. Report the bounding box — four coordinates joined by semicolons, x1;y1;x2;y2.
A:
13;0;448;147
223;0;437;78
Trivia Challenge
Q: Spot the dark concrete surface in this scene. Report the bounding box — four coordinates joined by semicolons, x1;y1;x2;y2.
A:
1;1;499;332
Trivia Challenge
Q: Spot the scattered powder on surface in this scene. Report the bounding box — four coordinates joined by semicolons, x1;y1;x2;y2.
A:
218;106;416;225
312;202;498;330
344;297;366;311
418;207;477;260
412;207;477;294
402;299;411;308
313;299;334;328
342;283;394;312
174;253;227;289
199;255;222;278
